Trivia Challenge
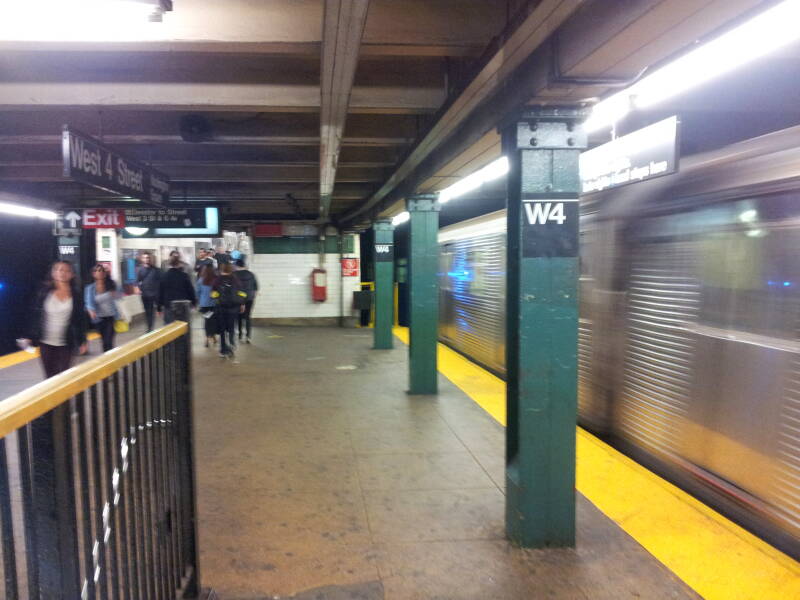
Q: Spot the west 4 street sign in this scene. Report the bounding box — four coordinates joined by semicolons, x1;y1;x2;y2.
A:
62;126;170;205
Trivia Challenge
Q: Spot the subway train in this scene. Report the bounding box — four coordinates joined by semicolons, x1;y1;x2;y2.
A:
438;124;800;557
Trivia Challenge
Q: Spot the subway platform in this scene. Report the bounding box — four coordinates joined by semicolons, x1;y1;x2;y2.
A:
192;325;696;600
2;322;798;599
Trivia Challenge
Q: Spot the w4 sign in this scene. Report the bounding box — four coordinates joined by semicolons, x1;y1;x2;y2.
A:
522;198;579;258
524;201;567;225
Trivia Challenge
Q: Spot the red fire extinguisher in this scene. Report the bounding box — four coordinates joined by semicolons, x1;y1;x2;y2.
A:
311;268;327;302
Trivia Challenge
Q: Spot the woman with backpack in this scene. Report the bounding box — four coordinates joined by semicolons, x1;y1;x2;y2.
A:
211;263;246;359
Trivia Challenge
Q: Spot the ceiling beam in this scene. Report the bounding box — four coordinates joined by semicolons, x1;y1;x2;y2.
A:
0;163;384;183
0;143;400;165
0;0;501;57
0;134;412;148
0;82;444;113
340;0;583;224
319;0;370;222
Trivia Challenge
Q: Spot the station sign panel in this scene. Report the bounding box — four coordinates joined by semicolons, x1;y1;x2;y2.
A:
579;115;679;194
375;243;394;262
125;208;206;229
62;126;170;205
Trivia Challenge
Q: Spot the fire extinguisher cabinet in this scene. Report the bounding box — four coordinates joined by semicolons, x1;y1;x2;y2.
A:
311;268;327;302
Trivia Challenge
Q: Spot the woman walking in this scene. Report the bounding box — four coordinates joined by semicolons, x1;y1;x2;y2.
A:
85;264;120;352
21;261;88;378
196;264;218;347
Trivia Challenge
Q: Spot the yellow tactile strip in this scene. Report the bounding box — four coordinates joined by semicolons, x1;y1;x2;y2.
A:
0;332;101;370
393;326;800;600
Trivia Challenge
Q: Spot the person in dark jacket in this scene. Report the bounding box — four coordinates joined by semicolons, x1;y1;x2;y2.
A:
136;252;161;332
195;248;215;275
234;259;258;343
158;254;197;324
211;263;245;359
19;260;88;378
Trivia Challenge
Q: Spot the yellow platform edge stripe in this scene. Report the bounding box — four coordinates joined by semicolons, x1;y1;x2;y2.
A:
393;326;800;600
0;332;101;370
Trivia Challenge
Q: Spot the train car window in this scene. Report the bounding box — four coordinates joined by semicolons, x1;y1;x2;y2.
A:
693;193;800;340
468;250;487;293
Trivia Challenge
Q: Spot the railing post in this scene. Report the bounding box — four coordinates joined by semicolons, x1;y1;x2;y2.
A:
170;300;200;596
24;405;81;598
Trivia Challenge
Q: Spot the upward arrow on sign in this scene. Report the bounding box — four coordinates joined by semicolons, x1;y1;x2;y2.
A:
64;211;81;228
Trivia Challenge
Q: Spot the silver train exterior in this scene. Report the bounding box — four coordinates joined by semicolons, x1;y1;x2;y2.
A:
438;125;800;553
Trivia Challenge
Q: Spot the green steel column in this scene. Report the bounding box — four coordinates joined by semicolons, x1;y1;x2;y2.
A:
373;219;395;349
407;194;440;394
503;108;587;548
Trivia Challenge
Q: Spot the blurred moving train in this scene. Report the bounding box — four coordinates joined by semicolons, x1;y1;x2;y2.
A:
438;124;800;556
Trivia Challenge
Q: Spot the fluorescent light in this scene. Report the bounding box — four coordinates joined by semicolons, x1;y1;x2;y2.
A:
392;211;410;226
738;209;758;223
125;227;150;236
0;0;169;41
0;202;57;220
438;214;506;243
439;156;509;203
585;0;800;132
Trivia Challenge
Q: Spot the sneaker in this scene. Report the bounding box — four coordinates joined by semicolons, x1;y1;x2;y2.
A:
218;351;226;358
245;337;252;344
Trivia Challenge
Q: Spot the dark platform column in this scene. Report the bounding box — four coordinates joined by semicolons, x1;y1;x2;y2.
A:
406;194;440;395
373;219;395;349
502;108;587;547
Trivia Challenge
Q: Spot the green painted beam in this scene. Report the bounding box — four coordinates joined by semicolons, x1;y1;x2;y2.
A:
373;219;395;349
503;108;587;548
407;194;440;395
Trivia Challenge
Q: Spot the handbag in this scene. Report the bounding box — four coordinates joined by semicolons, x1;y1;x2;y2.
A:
114;319;130;333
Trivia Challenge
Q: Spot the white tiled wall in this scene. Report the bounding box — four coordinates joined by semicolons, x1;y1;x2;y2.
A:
250;239;361;319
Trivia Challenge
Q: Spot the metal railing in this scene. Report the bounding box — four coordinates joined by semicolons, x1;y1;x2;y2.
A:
0;301;199;599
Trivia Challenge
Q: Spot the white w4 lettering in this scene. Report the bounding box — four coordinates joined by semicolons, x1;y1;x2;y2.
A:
524;202;566;225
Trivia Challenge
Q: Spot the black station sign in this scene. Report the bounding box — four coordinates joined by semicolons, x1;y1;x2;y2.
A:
579;115;679;194
125;208;206;229
62;126;170;205
375;243;394;262
522;196;579;258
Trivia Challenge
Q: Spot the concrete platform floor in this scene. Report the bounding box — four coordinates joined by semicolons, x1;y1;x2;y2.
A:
193;326;698;600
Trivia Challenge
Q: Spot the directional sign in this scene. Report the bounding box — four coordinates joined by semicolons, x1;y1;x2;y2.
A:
53;210;82;236
62;126;170;205
579;116;679;194
124;208;206;229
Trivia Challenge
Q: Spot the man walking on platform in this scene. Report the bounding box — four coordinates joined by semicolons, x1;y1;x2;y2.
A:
136;252;161;332
234;258;258;343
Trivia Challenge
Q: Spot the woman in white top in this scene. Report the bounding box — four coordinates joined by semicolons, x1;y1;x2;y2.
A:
21;261;88;378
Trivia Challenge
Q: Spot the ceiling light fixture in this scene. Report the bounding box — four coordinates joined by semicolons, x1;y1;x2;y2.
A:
0;201;57;220
0;0;172;41
438;156;509;204
389;156;510;226
584;0;800;133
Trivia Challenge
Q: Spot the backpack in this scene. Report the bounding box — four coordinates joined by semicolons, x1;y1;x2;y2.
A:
236;270;257;297
213;276;247;307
